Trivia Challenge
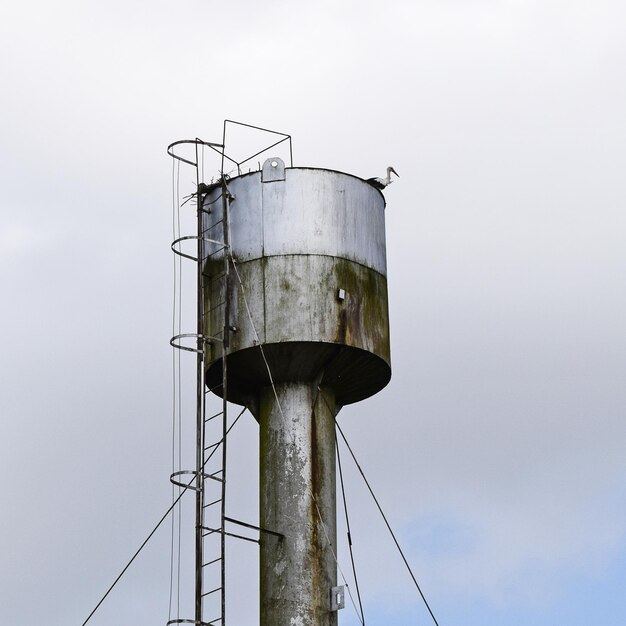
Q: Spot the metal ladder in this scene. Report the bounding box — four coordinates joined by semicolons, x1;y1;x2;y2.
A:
168;138;230;626
197;187;231;625
167;123;292;626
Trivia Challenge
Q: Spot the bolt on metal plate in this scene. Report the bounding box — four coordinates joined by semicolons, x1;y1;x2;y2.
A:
330;585;345;611
262;156;286;182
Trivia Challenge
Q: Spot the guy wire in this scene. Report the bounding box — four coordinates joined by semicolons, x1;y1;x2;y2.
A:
330;409;441;626
336;431;366;624
80;406;249;626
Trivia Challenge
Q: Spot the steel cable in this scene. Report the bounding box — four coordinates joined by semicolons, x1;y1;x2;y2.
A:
82;487;189;626
80;407;248;626
336;435;366;624
331;413;441;626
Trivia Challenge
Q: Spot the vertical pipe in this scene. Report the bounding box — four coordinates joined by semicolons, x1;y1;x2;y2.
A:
195;150;205;626
259;383;338;626
220;182;231;626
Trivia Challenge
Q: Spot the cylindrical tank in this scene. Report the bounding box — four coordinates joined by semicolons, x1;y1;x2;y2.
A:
201;157;391;626
202;157;391;408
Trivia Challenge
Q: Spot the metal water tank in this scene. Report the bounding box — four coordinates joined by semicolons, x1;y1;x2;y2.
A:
202;157;391;409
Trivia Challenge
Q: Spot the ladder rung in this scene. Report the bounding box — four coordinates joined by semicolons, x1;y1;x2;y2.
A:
201;228;220;237
202;313;225;324
207;248;226;258
200;236;225;246
202;556;222;568
200;225;224;235
200;526;259;544
207;471;224;483
202;277;226;286
201;586;221;598
203;497;222;509
205;411;223;423
208;272;226;282
203;238;226;247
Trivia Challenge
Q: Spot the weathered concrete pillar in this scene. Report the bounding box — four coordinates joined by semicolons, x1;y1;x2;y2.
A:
259;383;338;626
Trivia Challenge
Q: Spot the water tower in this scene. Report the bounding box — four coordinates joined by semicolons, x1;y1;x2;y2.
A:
168;122;391;626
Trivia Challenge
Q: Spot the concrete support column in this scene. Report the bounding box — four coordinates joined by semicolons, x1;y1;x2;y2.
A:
259;382;338;626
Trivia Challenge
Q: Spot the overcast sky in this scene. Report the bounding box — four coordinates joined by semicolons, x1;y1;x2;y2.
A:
2;1;626;624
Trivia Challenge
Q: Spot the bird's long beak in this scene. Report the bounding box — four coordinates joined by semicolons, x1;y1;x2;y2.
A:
390;167;399;177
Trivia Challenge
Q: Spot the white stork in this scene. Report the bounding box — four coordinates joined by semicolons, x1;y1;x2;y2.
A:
366;166;399;190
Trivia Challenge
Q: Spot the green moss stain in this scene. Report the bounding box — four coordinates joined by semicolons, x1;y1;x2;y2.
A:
332;258;390;360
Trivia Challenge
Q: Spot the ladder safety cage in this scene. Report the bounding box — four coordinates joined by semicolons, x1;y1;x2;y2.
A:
168;136;230;626
167;123;295;626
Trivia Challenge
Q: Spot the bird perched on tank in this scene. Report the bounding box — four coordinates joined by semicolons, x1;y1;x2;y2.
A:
366;166;399;190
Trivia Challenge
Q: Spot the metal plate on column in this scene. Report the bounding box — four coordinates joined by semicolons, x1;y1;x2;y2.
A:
331;585;345;611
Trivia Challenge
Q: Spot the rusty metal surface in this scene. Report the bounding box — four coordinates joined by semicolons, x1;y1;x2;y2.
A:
259;383;338;626
202;162;392;406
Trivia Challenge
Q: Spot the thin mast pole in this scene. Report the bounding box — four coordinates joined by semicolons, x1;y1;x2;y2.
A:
220;177;231;626
194;141;205;626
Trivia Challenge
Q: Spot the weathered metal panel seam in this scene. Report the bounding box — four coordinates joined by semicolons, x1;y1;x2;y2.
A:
230;253;389;281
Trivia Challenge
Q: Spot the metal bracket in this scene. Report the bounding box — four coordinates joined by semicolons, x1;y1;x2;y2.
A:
171;235;228;262
224;516;284;539
330;585;345;611
169;333;217;354
262;157;286;182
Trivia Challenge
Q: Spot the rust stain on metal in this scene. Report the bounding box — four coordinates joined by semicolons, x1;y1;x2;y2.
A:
335;308;348;344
